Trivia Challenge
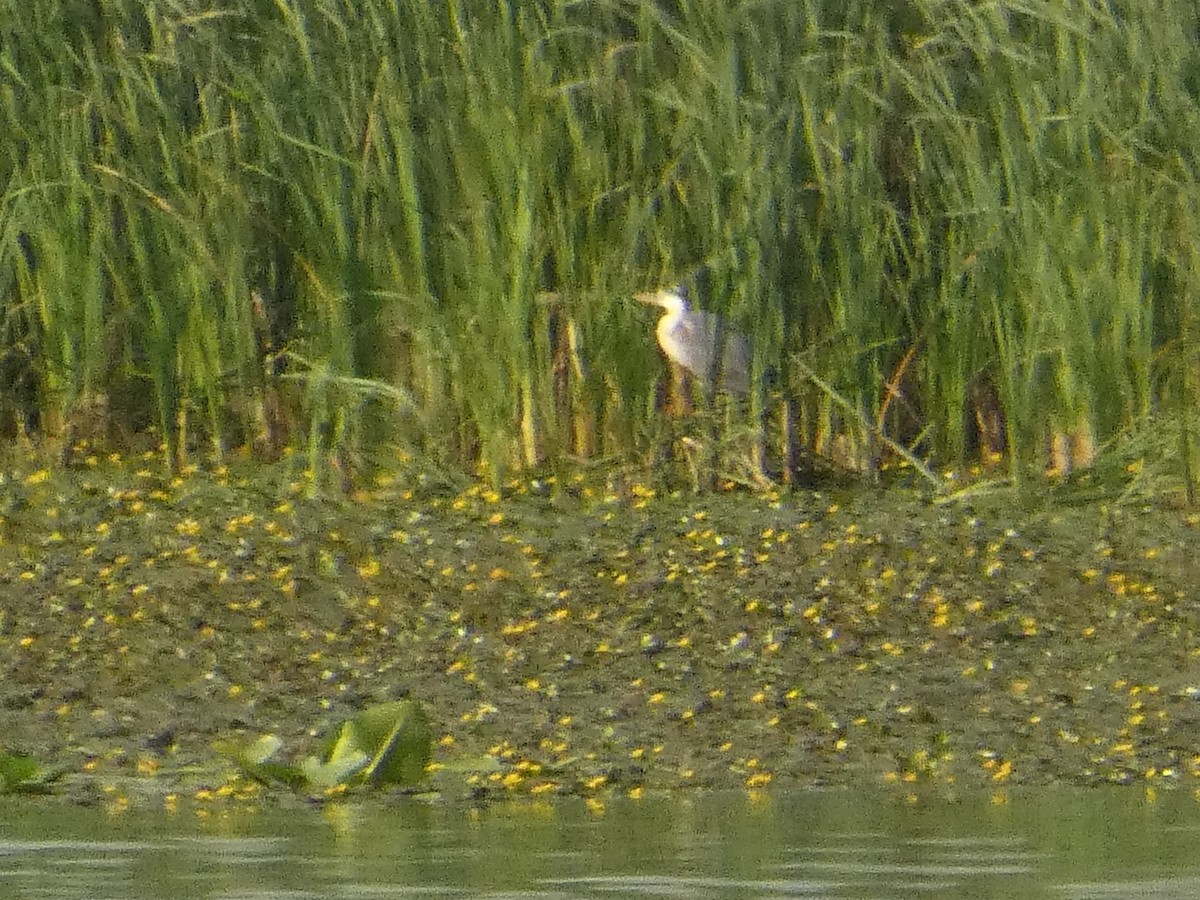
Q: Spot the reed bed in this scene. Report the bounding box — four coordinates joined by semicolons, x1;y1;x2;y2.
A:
1;0;1198;492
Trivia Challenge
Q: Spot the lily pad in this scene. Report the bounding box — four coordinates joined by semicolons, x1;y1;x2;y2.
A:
219;699;433;793
215;734;308;789
316;700;432;788
301;721;372;788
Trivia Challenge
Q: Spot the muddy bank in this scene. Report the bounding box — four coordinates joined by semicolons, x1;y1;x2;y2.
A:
2;458;1199;804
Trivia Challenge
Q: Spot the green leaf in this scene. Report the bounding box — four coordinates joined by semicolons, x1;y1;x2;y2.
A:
313;700;433;789
215;734;307;788
242;734;284;766
301;722;371;789
354;700;433;787
214;701;432;793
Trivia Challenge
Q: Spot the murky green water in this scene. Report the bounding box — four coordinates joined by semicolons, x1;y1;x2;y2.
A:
2;788;1198;899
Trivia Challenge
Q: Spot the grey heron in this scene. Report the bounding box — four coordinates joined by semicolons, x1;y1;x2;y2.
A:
635;285;752;396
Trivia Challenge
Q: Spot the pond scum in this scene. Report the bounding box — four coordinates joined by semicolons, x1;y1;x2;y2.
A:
1;453;1199;810
3;2;1200;810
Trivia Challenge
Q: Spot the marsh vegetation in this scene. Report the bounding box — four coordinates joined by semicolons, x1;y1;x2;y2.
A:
1;0;1199;492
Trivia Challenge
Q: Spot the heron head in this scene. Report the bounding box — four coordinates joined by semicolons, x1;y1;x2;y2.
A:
634;284;690;314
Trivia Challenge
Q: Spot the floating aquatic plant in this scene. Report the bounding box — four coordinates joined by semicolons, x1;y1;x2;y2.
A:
220;700;432;793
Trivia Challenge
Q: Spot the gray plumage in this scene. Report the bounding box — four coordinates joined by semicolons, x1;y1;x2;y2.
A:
636;285;751;395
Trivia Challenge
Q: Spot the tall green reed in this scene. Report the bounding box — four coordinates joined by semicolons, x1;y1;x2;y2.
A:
1;0;1198;492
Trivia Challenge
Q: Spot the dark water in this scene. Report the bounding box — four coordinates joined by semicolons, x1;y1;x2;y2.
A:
1;787;1199;898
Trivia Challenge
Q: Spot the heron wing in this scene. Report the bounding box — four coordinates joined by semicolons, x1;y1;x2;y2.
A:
664;310;751;394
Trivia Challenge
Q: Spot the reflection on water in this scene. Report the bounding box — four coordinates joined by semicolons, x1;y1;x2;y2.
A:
1;788;1199;899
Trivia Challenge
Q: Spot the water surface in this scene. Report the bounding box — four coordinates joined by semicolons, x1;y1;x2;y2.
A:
2;787;1198;899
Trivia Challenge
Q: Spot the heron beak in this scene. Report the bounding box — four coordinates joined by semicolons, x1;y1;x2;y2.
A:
634;290;669;308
